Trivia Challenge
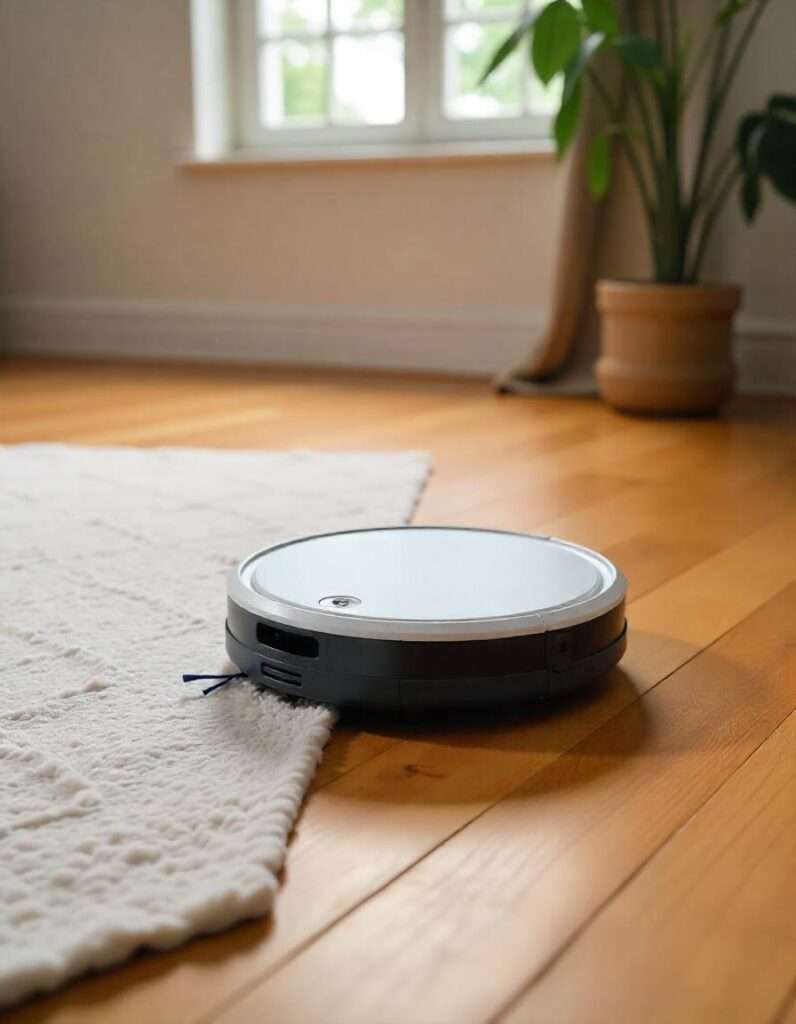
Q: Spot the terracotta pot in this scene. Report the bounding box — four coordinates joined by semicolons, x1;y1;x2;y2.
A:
595;280;742;415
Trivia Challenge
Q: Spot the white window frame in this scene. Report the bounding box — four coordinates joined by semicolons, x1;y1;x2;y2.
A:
233;0;553;152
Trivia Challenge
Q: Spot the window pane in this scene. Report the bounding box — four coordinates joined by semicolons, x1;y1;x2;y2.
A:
445;0;524;18
257;0;327;36
332;33;404;124
331;0;403;31
445;21;523;119
259;40;328;127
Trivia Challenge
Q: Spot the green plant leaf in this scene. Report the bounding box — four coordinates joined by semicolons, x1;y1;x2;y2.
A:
581;0;618;35
738;113;764;223
479;13;536;85
563;32;605;102
767;94;796;119
737;99;796;221
532;0;581;85
737;113;765;165
740;171;761;222
758;116;796;202
554;80;582;156
613;34;663;72
587;133;611;197
717;0;754;26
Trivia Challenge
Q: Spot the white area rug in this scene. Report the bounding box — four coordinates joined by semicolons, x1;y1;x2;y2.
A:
0;444;429;1008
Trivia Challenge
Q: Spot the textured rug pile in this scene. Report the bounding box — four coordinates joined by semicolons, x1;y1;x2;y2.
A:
0;444;429;1007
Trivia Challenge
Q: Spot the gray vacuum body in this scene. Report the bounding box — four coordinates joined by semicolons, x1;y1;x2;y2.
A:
226;526;627;710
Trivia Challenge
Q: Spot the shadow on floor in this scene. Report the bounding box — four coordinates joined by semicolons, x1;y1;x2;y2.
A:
314;666;648;806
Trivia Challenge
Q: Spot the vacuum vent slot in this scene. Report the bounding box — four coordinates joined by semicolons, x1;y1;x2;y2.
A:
260;658;302;679
261;662;303;687
257;623;319;659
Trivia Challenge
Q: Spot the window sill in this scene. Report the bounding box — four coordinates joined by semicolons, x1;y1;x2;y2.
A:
181;139;555;171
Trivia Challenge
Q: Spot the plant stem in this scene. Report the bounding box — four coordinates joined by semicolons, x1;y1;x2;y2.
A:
657;98;686;281
690;0;770;218
683;17;716;101
715;0;772;106
652;0;688;283
699;138;738;211
628;76;660;176
683;0;771;279
587;68;657;219
586;67;660;274
688;162;742;280
652;0;668;60
626;0;638;33
688;11;730;217
667;0;680;69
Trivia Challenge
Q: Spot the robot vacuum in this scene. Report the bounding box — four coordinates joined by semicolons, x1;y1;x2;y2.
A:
226;526;627;710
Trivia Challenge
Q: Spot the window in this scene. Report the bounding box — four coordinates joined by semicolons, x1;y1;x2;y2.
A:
234;0;557;152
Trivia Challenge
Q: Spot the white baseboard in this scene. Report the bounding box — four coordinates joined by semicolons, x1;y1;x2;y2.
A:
2;296;795;395
732;318;796;396
0;296;543;378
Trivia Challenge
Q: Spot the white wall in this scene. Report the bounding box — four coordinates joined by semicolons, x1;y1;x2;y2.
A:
0;0;793;382
0;2;562;306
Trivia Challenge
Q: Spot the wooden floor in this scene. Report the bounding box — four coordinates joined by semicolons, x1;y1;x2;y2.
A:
3;356;796;1024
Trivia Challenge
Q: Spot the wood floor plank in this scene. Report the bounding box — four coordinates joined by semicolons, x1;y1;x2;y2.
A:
0;393;275;443
534;448;796;552
501;708;796;1024
308;726;395;793
619;512;796;691
424;437;794;538
216;585;796;1024
415;419;680;522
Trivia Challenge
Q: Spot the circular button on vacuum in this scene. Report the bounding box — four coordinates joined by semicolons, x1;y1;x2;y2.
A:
319;595;361;609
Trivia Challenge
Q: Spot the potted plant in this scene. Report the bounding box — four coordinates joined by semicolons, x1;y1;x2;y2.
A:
482;0;796;414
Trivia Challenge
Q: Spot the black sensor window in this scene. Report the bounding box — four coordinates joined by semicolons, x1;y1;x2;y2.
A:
257;623;318;659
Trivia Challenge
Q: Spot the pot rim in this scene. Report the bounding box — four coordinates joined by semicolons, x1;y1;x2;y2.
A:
597;278;741;295
596;278;742;314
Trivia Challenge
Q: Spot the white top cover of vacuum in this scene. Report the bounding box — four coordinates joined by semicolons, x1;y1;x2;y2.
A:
229;527;626;642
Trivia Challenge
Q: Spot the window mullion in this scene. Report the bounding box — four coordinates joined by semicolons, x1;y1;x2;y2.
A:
410;0;442;143
432;0;444;141
403;0;417;139
325;0;333;126
522;0;531;115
